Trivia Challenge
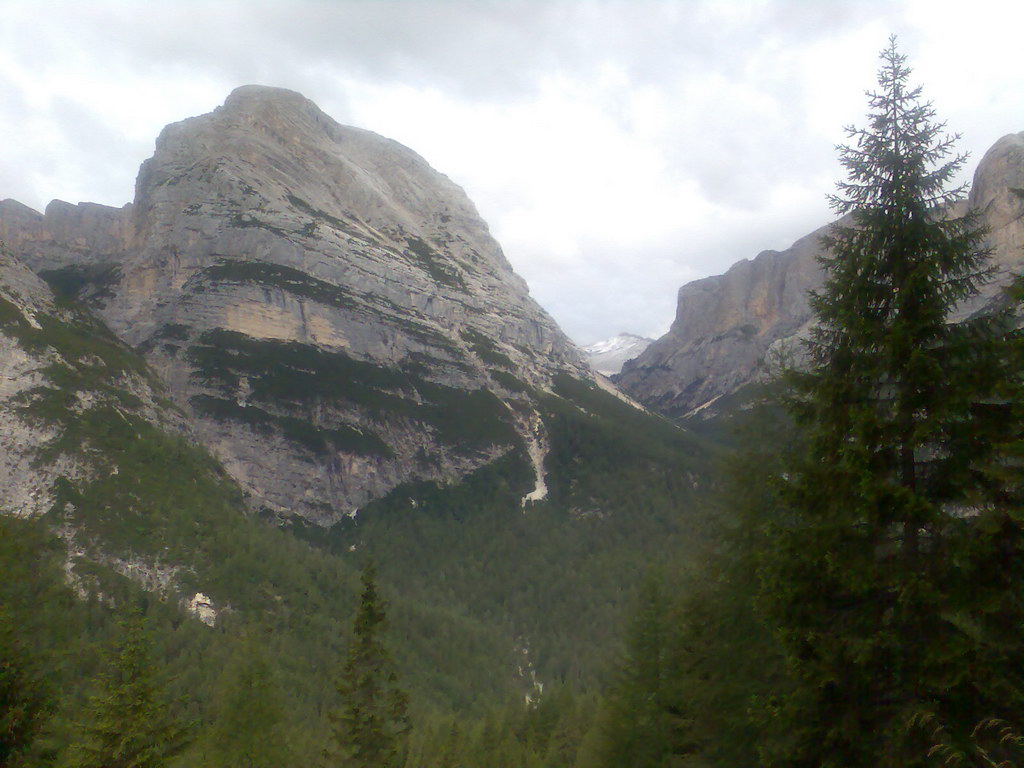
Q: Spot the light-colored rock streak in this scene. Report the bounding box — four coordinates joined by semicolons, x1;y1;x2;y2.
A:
594;372;647;412
520;410;548;507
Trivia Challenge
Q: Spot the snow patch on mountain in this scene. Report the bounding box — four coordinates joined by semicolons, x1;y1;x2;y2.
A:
584;333;653;376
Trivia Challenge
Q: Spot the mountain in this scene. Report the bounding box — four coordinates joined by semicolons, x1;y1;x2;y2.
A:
1;85;590;525
583;332;653;376
0;86;716;744
616;130;1024;421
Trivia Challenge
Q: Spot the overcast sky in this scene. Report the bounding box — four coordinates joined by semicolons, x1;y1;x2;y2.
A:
2;0;1022;344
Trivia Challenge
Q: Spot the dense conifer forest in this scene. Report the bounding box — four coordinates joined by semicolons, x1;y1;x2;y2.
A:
2;39;1023;768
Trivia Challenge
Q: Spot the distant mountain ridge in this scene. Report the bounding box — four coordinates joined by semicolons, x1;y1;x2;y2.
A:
616;130;1024;420
584;332;653;376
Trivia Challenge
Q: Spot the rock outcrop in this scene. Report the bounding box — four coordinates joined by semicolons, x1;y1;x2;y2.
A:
1;85;590;523
0;244;188;519
615;231;824;420
617;131;1024;420
0;247;68;517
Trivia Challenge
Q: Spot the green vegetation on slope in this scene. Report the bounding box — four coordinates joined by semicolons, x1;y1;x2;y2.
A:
203;259;362;310
187;329;516;451
543;374;708;511
405;236;467;291
0;292;540;763
286;193;365;238
460;327;515;369
0;295;152;389
191;394;392;457
38;264;123;306
305;376;719;691
2;264;722;768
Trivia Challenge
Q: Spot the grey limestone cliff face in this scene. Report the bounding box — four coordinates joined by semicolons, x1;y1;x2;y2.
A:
0;198;133;274
1;85;589;523
617;130;1024;420
616;227;824;420
0;246;185;519
0;248;66;517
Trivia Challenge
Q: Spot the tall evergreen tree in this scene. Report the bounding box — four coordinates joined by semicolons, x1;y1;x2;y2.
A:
62;610;191;768
204;635;290;768
759;37;1024;767
324;561;409;768
663;410;791;768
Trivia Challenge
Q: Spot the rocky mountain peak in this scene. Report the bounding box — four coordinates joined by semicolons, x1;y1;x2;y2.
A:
970;131;1024;231
137;84;506;269
584;332;653;376
1;86;589;523
223;83;318;117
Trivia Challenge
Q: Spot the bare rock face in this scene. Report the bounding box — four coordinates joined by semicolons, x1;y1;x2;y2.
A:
617;130;1024;420
961;132;1024;316
616;228;824;420
0;199;133;274
1;85;589;523
0;248;65;517
0;246;185;519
